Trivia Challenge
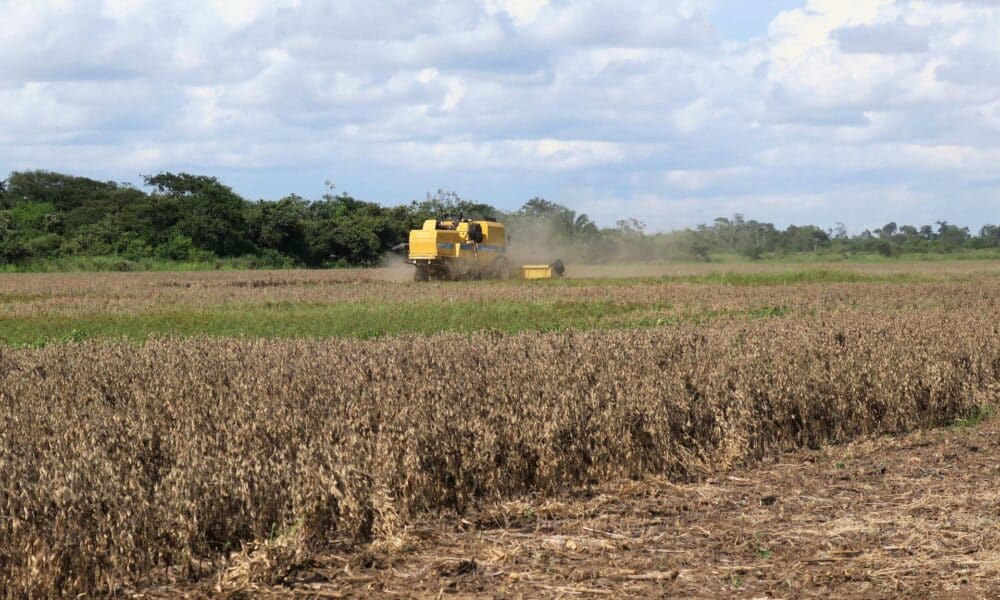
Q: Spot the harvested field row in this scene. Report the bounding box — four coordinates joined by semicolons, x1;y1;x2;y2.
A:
2;309;998;597
1;263;998;317
194;417;1000;599
3;259;999;293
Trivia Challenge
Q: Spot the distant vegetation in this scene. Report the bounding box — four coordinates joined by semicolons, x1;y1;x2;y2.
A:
1;170;998;270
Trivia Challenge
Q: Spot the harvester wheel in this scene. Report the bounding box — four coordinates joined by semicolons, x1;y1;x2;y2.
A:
414;265;430;282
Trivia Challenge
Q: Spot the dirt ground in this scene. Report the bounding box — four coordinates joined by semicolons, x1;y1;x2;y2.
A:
135;419;1000;599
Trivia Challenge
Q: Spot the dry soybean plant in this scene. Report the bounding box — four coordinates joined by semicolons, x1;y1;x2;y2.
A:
2;268;999;319
1;309;999;596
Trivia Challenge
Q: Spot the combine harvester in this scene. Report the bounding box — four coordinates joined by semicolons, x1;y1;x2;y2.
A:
395;218;565;281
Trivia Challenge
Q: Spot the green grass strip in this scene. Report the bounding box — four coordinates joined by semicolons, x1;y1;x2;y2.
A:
0;298;799;347
0;301;632;346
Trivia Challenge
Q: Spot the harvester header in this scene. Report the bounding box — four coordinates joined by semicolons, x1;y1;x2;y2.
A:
396;218;565;281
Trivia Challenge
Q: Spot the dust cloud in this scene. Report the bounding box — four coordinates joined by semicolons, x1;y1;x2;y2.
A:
504;219;670;278
378;251;415;282
376;219;698;280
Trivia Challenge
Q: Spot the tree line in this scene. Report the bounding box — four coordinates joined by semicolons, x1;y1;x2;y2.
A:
0;170;997;268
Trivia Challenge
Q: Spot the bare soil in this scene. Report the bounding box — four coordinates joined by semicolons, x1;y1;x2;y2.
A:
142;419;1000;599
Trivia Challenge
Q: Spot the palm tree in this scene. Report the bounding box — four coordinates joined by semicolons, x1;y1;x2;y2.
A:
554;210;598;240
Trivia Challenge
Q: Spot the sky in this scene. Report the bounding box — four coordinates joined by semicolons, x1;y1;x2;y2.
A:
1;0;998;234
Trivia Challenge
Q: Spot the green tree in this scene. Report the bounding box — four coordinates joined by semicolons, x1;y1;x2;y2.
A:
554;210;598;241
979;225;1000;248
300;192;409;266
61;222;122;256
143;173;253;257
247;194;310;261
615;218;645;235
518;197;563;219
935;220;969;249
5;171;118;214
516;198;597;241
784;225;829;252
157;235;197;261
408;190;497;221
0;210;30;263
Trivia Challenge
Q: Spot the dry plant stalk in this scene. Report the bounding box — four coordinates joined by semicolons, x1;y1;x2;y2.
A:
0;308;998;596
2;267;998;318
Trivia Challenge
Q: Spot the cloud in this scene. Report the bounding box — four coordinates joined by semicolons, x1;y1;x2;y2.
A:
0;0;999;231
376;138;642;171
483;0;549;25
833;22;932;53
664;167;753;191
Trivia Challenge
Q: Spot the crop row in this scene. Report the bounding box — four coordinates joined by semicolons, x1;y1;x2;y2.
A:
2;307;998;596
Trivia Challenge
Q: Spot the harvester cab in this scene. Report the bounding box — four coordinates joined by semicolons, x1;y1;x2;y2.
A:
398;218;565;282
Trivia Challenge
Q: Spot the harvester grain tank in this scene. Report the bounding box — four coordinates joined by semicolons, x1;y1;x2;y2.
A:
397;218;565;281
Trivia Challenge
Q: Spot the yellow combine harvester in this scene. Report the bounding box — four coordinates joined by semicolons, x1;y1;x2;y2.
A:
399;218;565;281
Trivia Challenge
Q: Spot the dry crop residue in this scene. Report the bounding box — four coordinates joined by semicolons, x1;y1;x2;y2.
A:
191;418;999;599
2;306;999;597
0;268;998;319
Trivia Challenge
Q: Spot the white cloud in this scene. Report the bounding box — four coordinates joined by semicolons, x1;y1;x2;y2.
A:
665;167;753;191
377;138;640;171
483;0;549;25
769;0;892;56
101;0;146;21
0;0;999;231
